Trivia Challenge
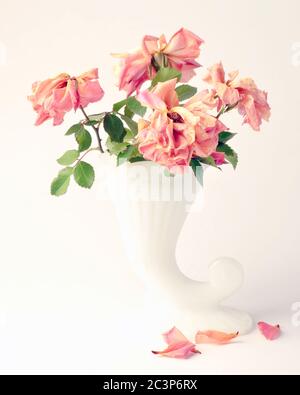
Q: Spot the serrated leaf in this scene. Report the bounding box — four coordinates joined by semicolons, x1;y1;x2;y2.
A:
175;84;197;101
57;150;79;166
65;123;83;136
199;156;218;168
58;167;73;177
217;143;238;169
106;127;136;155
51;167;73;196
219;131;237;144
76;129;92;152
113;99;128;113
84;119;99;126
190;158;204;186
124;105;134;119
126;97;147;117
124;128;135;142
106;137;128;155
119;114;138;134
151;67;182;87
103;113;126;143
117;145;139;166
87;113;106;122
74;161;95;189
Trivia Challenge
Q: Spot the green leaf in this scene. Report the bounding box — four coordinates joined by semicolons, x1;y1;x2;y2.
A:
175;84;197;101
106;137;128;155
217;143;238;169
117;146;139;166
84;119;99;126
151;67;182;87
124;105;134;119
126;97;147;117
119;114;138;134
51;167;73;196
190;158;204;186
65;123;83;136
129;156;146;163
199;156;218;168
113;99;128;113
74;161;95;189
75;129;92;152
103;113;126;143
106;128;136;155
219;131;237;144
87;113;106;122
57;150;79;166
124;128;135;142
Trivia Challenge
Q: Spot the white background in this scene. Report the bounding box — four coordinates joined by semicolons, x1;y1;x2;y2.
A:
0;0;300;374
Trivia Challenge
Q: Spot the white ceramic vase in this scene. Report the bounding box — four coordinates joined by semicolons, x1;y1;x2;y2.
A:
108;161;253;336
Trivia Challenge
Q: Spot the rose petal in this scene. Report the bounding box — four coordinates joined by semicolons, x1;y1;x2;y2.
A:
152;327;200;359
211;151;226;166
152;342;200;359
257;322;281;341
137;90;166;111
162;327;189;345
195;330;239;345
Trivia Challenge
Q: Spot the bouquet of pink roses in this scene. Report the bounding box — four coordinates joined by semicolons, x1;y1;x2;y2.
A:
28;28;270;196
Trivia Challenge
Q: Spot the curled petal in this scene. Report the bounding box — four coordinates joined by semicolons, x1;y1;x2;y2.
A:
227;70;239;83
115;50;150;96
215;83;240;106
195;330;239;345
52;79;78;111
137;90;167;111
77;80;104;108
77;68;99;81
185;89;218;112
203;62;226;85
258;322;281;341
152;79;179;109
142;35;160;55
211;151;226;165
163;28;204;59
153;327;200;359
152;342;200;359
163;327;189;345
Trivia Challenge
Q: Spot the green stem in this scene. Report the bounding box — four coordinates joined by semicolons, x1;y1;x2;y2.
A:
216;102;239;119
80;106;104;153
75;147;100;165
216;106;226;119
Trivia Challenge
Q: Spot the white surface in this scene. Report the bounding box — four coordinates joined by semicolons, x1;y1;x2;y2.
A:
0;0;300;375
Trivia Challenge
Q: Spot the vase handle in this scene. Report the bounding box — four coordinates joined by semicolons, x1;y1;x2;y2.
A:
209;257;244;301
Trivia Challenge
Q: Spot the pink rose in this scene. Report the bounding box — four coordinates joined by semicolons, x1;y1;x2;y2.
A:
162;28;204;82
113;28;204;96
231;78;271;131
184;92;228;158
211;151;226;165
203;63;271;131
28;69;104;126
113;50;151;98
137;79;198;170
136;79;228;170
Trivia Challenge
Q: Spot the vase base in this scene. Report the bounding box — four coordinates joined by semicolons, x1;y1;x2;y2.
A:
172;307;253;337
146;301;253;337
